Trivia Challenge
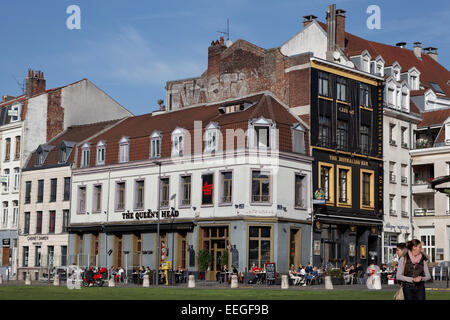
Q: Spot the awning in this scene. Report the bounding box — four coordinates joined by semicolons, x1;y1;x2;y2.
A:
68;222;195;234
316;214;383;227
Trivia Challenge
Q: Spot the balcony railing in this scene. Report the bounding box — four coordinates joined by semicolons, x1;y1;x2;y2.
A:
401;142;408;149
389;140;397;146
401;211;409;218
414;209;435;217
401;176;408;184
413;178;430;185
390;209;397;216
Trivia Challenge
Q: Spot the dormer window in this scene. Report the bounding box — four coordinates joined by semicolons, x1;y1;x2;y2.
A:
9;104;21;122
374;56;385;76
401;84;409;111
81;143;90;168
171;128;185;157
118;136;129;163
445;122;450;146
204;123;220;153
249;117;275;150
59;141;74;164
392;62;401;81
36;151;44;166
150;131;161;158
96;140;106;166
292;124;305;154
35;145;54;166
361;51;371;73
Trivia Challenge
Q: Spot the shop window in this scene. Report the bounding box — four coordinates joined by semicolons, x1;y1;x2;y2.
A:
248;226;272;270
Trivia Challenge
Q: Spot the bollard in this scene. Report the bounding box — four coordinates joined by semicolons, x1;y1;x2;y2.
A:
53;274;60;286
143;274;149;287
188;275;195;288
281;275;289;289
0;274;3;285
231;275;238;288
108;277;115;287
25;273;32;286
324;276;333;290
373;274;382;290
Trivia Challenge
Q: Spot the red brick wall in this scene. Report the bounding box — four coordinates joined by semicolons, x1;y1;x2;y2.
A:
288;67;310;107
47;89;65;141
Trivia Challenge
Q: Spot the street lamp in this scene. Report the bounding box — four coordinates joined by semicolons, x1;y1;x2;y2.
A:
153;160;161;287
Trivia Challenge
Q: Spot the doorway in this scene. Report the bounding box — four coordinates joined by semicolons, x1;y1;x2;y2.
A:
200;226;229;280
289;228;301;268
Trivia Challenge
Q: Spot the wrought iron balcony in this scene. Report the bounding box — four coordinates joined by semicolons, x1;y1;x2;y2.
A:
414;208;435;217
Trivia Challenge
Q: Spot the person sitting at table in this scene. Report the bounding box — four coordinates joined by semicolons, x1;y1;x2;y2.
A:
159;266;166;284
289;264;302;285
138;266;145;283
305;266;319;285
175;266;184;283
298;265;306;285
305;263;313;274
249;264;262;284
342;264;349;273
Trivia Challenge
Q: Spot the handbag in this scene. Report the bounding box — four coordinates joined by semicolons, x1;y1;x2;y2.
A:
393;257;406;300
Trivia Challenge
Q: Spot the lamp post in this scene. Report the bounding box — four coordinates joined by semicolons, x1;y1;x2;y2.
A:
153;160;161;287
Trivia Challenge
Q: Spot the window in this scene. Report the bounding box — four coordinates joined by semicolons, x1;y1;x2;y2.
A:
410;75;418;90
319;163;334;203
150;132;161;158
401;91;408;110
319;116;331;147
248;226;272;270
401;127;407;148
389;162;396;183
81;144;90;168
14;136;21;160
116;182;126;211
12;201;18;227
35;246;41;267
47;246;54;266
49;211;56;234
338;167;351;204
401;196;408;217
360;84;370;107
401;164;408;184
61;246;68;266
13;168;19;191
24;212;30;234
25;181;32;204
389;195;396;216
62;210;69;232
172;130;184;157
201;174;214;205
50;178;57;202
255;126;270;149
160;178;169;208
2;169;9;193
2;202;8;228
336;120;348;150
221;172;232;204
96;141;106;165
420;228;435;263
204;127;219;153
318;71;329;97
181;176;191;206
135;180;144;209
93;185;102;212
78;186;86;213
388;87;395;106
36;211;42;234
22;247;29;267
361;170;374;208
292;124;305;154
64;177;71;201
118;137;129;163
429;82;444;94
389;124;396;145
336;77;347;101
4;138;11;161
360;125;370;154
251;170;270;203
37;180;44;203
295;175;304;208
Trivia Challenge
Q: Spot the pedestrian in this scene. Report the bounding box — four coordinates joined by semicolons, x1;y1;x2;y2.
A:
396;239;431;300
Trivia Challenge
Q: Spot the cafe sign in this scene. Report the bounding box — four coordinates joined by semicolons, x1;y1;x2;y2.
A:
122;208;180;220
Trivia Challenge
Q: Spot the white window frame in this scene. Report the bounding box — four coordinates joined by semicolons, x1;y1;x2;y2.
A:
2;169;10;193
118;136;130;163
249;117;275;150
77;186;87;214
13;168;20;192
150;131;162;158
96;140;106;166
292;123;305;154
204;123;220;153
12;201;18;227
81;143;90;168
171;128;185;157
2;202;8;228
9;104;21;122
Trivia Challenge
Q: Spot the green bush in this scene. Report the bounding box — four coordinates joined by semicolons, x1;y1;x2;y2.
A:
197;250;212;273
328;268;343;278
219;251;229;269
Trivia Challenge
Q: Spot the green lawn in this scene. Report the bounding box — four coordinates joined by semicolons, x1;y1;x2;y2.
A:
0;286;449;300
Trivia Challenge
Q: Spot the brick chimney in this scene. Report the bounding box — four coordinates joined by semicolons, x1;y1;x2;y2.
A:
413;42;422;59
423;47;438;62
1;95;15;103
207;37;227;77
335;9;346;49
25;69;46;97
303;15;317;28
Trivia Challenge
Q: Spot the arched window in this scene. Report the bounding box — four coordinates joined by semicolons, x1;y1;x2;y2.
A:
96;140;106;165
118;136;129;163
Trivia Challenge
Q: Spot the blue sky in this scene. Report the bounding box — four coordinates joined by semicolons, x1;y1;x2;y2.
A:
0;0;449;115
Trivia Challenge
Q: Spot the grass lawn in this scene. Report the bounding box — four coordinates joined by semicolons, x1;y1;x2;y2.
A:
0;286;449;300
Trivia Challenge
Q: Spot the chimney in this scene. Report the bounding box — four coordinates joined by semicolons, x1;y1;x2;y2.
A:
2;95;15;103
335;9;346;49
413;42;422;59
303;15;317;28
25;69;46;97
207;39;227;77
326;4;337;61
423;47;438;62
395;42;406;48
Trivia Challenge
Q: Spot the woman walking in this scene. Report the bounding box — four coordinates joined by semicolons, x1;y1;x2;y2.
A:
396;239;431;300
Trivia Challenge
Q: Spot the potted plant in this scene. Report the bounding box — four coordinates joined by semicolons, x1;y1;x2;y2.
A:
328;268;344;285
219;251;229;269
197;249;212;280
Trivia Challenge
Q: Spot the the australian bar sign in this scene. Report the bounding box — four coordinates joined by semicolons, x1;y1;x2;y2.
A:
122;209;179;221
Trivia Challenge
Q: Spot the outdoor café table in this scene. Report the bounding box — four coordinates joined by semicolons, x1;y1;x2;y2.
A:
220;271;233;284
132;272;139;284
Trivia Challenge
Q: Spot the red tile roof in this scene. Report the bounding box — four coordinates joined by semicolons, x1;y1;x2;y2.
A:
26;119;122;169
77;93;305;167
418;109;450;128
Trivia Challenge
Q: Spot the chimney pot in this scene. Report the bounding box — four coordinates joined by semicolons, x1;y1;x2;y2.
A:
302;14;317;27
423;47;438;61
220;36;224;46
25;69;46;97
396;42;407;48
413;42;422;59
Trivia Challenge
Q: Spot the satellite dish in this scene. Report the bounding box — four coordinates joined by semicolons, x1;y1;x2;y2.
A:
333;51;340;60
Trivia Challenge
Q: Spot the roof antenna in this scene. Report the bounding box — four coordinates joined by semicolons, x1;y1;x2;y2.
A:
217;18;232;46
11;73;25;94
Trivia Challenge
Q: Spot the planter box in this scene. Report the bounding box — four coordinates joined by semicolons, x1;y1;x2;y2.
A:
331;277;344;285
